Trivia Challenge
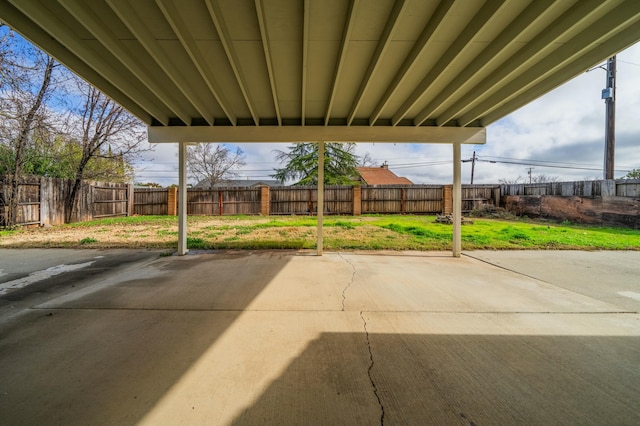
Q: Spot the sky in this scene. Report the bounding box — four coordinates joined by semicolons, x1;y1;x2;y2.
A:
133;41;640;186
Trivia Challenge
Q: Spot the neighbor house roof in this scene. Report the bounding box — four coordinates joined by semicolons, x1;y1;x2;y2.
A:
357;166;413;185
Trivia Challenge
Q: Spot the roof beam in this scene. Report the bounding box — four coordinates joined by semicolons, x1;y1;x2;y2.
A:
481;21;640;126
347;0;407;126
368;0;454;125
255;0;282;125
58;0;194;126
391;0;507;126
0;0;153;124
461;1;640;127
435;0;606;126
149;124;486;144
301;0;310;125
413;0;555;126
205;0;259;126
156;0;237;126
324;0;359;126
8;0;170;125
107;0;214;125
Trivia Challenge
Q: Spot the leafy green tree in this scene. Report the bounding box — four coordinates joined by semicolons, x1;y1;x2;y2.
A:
272;142;360;185
623;169;640;179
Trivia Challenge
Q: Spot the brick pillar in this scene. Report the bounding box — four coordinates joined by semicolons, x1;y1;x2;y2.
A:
260;185;270;216
352;185;361;215
167;186;178;216
443;185;453;214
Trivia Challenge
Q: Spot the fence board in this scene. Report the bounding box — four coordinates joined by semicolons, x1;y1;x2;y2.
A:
362;185;442;214
93;183;128;218
134;188;168;215
270;186;315;215
617;180;640;197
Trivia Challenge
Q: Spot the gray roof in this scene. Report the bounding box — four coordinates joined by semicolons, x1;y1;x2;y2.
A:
195;179;280;188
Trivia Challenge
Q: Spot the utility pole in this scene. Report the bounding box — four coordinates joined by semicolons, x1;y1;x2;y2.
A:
470;151;476;184
527;167;534;184
602;56;616;180
462;151;477;184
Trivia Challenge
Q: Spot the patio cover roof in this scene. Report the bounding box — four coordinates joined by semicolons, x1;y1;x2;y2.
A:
1;0;639;145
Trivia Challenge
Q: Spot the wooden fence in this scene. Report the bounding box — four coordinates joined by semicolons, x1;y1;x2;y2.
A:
1;176;132;226
5;178;638;227
500;179;640;197
132;184;502;217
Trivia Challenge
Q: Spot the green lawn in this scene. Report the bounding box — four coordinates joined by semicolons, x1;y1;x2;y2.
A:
1;215;639;250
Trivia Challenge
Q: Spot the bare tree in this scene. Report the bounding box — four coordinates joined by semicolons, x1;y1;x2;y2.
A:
0;34;55;226
531;174;559;183
64;82;146;222
498;176;524;185
187;143;246;188
359;152;375;167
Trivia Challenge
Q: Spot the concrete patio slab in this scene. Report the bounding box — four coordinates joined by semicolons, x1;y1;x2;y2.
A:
0;249;638;425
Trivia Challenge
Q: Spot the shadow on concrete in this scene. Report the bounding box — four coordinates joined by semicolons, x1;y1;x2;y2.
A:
232;332;640;425
0;251;293;425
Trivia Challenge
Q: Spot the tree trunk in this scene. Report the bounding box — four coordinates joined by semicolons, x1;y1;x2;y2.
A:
65;176;82;224
5;56;54;227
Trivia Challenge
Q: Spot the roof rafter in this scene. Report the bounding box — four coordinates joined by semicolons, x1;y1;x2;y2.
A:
205;0;259;126
368;0;454;125
107;0;214;125
435;0;606;126
59;0;194;126
346;0;407;126
481;21;640;126
324;0;359;126
301;0;310;125
413;0;556;126
156;0;237;126
460;1;640;127
391;0;507;126
8;0;170;124
255;0;282;125
0;0;153;124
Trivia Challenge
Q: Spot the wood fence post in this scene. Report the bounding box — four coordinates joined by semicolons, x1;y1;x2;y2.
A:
352;185;361;215
167;186;178;216
443;185;453;214
219;191;224;216
260;186;270;215
127;184;134;216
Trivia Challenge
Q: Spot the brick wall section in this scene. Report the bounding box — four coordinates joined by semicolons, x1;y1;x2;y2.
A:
352;186;361;215
260;186;270;215
167;187;178;216
443;185;453;214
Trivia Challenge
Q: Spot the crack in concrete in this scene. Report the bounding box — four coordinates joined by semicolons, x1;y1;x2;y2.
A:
360;311;385;425
338;253;356;312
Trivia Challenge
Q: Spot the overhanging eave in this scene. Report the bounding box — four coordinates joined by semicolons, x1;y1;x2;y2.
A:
148;125;486;144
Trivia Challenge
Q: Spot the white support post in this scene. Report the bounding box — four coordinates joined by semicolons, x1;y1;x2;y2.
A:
317;141;325;256
178;142;188;255
452;142;462;257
